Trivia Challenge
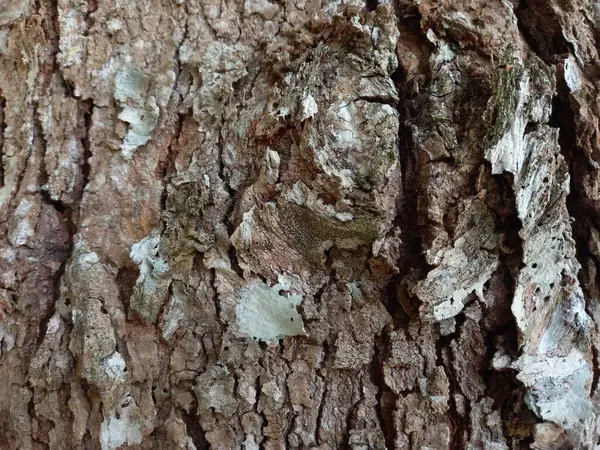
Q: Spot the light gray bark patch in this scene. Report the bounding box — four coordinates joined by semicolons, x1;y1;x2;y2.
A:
484;61;594;436
412;195;500;321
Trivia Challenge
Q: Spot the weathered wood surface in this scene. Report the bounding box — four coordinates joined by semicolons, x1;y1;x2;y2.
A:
0;0;599;448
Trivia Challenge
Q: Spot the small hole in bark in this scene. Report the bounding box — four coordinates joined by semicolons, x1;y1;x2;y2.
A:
544;296;550;302
123;367;127;372
290;317;294;322
532;263;537;268
543;176;549;183
100;306;108;314
223;346;229;351
365;0;378;11
115;412;121;419
163;387;168;394
152;385;157;391
549;283;554;288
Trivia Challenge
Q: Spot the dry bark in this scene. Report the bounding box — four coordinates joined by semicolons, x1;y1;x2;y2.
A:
0;0;599;448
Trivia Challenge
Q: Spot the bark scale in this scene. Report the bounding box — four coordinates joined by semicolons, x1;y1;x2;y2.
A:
0;0;599;448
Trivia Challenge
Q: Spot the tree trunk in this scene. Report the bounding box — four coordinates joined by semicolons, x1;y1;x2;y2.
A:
1;0;599;448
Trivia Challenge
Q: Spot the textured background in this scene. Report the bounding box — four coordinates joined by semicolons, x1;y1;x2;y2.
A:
0;0;599;448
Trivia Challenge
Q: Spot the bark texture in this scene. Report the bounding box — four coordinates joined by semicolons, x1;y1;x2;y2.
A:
1;0;600;448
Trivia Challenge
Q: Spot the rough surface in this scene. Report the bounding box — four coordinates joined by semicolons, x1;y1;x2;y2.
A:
1;0;600;448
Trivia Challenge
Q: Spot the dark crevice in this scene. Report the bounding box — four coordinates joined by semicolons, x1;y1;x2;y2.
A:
370;327;397;450
281;371;297;450
482;318;519;406
341;399;359;450
79;100;93;208
84;0;99;36
435;315;469;450
364;0;378;12
481;317;535;447
390;57;430;323
39;190;69;214
355;95;398;107
314;343;329;446
158;113;184;214
228;245;245;279
181;407;210;450
514;0;572;63
32;101;70;349
116;266;140;317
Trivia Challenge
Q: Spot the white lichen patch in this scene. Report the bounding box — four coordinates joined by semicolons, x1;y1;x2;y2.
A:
334;101;360;148
563;56;582;93
486;75;529;175
0;29;8;55
300;92;318;121
117;103;159;155
57;7;84;67
0;323;16;356
231;207;255;248
78;250;100;271
100;351;127;382
261;148;280;184
130;231;169;293
235;279;305;341
8;198;36;247
114;65;160;157
100;403;142;450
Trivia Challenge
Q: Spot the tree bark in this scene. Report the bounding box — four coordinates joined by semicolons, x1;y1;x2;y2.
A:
0;0;599;448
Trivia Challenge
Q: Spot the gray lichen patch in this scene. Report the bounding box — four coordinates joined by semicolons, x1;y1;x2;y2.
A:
235;278;305;342
514;349;593;429
129;230;170;324
114;65;160;157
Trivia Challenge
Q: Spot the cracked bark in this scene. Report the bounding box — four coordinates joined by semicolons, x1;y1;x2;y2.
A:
1;0;600;449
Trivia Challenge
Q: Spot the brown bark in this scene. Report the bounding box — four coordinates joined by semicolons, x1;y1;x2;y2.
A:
0;0;599;448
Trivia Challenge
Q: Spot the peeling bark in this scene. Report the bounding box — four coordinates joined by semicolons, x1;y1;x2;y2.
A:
1;0;600;448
